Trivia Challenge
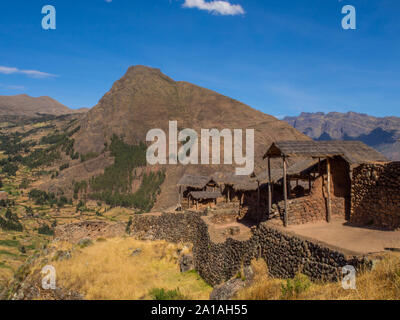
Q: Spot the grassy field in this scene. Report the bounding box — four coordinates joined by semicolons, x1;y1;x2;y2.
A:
49;238;212;300
235;255;400;300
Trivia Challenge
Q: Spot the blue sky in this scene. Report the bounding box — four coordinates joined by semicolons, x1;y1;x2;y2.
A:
0;0;399;118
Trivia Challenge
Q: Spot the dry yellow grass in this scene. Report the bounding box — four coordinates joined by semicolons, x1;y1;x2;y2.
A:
236;254;400;300
51;238;212;300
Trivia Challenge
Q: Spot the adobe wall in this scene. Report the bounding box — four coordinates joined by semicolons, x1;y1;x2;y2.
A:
277;175;347;225
130;212;371;286
351;162;400;230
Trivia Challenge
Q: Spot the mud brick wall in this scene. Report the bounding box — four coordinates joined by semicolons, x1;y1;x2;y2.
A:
351;162;400;230
130;212;371;286
276;175;347;225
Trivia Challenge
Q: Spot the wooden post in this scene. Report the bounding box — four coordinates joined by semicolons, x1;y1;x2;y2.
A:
283;156;288;227
326;157;332;222
318;158;321;176
178;186;181;209
227;188;230;203
268;157;272;215
257;181;260;220
241;192;245;206
196;200;198;210
308;175;312;194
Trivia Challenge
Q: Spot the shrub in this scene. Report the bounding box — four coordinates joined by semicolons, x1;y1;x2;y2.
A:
28;189;56;206
38;224;55;236
0;212;23;232
25;206;34;217
126;217;133;234
149;288;185;300
57;196;68;208
2;162;18;176
19;178;30;189
78;238;93;248
80;152;99;162
59;163;69;171
281;273;311;299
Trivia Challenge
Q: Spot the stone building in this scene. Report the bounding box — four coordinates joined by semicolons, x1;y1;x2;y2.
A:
177;174;222;210
262;140;388;226
175;140;398;230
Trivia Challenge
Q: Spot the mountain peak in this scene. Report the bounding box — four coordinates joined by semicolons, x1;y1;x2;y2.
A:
0;94;83;117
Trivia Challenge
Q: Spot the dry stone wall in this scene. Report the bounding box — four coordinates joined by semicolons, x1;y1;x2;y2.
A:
130;212;371;286
351;162;400;230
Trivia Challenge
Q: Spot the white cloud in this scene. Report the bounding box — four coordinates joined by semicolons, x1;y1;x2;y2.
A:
182;0;245;16
0;83;25;90
0;66;56;79
0;66;18;74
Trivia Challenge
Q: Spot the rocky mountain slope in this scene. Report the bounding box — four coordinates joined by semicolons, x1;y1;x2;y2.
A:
284;112;400;161
66;65;310;210
0;94;87;117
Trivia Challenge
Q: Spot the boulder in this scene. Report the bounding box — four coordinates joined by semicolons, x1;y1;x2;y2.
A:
130;248;143;257
209;278;246;300
179;254;194;273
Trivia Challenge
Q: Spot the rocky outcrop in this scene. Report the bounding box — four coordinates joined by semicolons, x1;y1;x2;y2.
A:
209;278;246;300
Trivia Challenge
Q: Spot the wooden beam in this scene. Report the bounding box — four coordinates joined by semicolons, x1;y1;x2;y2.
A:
268;157;272;215
283;156;288;227
326;157;332;222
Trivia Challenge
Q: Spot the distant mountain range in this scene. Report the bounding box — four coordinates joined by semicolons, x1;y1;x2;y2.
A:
0;94;88;117
284;112;400;161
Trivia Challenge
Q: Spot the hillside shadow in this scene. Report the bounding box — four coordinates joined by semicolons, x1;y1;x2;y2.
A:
316;127;398;148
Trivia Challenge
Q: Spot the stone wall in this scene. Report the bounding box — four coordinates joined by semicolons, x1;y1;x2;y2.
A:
351;162;400;230
130;212;371;286
275;175;348;225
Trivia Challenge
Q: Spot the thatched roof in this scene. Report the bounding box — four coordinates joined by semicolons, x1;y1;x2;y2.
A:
212;171;243;185
252;169;283;184
232;176;259;191
264;141;388;164
189;191;222;200
287;159;319;175
177;174;210;189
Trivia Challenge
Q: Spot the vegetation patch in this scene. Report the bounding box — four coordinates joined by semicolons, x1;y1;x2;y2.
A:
149;287;186;300
88;135;165;212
